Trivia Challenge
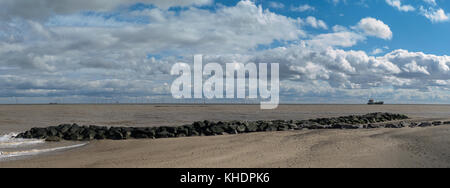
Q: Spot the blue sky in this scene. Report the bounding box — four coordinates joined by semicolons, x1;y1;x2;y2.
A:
214;0;450;55
0;0;449;104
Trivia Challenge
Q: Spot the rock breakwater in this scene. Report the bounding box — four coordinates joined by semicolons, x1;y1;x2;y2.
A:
14;113;447;142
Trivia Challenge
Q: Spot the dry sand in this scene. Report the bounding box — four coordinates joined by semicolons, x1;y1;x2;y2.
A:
0;104;449;168
1;126;450;168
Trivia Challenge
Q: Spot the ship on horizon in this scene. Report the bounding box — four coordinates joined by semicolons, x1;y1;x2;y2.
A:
368;99;384;105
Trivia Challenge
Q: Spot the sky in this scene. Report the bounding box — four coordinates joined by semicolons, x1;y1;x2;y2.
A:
0;0;449;104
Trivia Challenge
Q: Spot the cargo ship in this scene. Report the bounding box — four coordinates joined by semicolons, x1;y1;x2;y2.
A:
368;99;384;105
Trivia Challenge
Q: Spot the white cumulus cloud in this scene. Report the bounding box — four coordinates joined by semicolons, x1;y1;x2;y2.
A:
420;7;450;23
385;0;415;12
356;17;393;40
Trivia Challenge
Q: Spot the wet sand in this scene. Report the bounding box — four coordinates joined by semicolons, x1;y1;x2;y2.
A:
0;104;449;168
1;126;450;168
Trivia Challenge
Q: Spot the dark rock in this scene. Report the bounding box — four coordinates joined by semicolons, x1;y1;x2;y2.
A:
47;127;59;137
264;123;278;132
132;128;150;139
82;129;97;141
332;124;360;129
304;122;328;129
156;130;173;138
432;121;442;126
166;127;177;134
366;124;380;129
15;133;25;139
45;136;61;142
57;124;72;133
65;133;83;141
246;122;259;132
277;125;289;131
398;121;410;128
224;124;238;134
108;127;124;140
14;112;414;141
202;128;215;136
92;126;108;140
210;125;226;135
176;127;189;137
384;123;402;128
236;124;247;133
193;121;206;129
121;127;133;139
444;121;450;125
95;131;107;139
190;130;200;136
418;122;432;127
409;122;418;128
30;128;48;139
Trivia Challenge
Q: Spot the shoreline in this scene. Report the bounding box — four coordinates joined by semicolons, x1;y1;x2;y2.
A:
1;105;449;168
1;115;449;167
2;124;450;168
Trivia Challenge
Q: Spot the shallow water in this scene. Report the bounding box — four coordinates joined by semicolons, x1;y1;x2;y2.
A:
0;133;87;161
0;104;449;134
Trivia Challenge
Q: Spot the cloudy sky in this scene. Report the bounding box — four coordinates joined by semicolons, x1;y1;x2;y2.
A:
0;0;449;104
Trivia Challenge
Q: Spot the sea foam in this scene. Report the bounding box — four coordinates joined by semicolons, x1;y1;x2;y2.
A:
0;133;87;160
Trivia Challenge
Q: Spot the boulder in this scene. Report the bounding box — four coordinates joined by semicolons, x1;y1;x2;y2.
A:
408;122;418;128
277;124;290;131
398;121;410;128
21;131;33;139
176;127;189;137
190;130;200;137
203;128;216;136
68;124;81;134
95;130;107;140
45;136;61;142
30;128;48;139
131;128;150;139
121;128;133;139
366;124;380;129
384;123;403;128
156;128;175;138
236;124;247;133
304;122;328;129
210;125;226;135
57;124;72;134
156;130;169;138
108;128;124;140
82;129;97;141
246;122;259;132
444;121;450;125
332;124;360;129
264;124;278;132
224;124;238;134
65;133;84;141
418;122;432;127
166;127;178;134
432;121;443;126
193;121;206;129
47;127;59;137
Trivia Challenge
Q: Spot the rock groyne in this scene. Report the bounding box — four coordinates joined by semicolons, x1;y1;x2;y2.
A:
14;112;448;142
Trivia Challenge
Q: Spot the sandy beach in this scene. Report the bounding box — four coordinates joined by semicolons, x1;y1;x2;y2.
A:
1;104;449;168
